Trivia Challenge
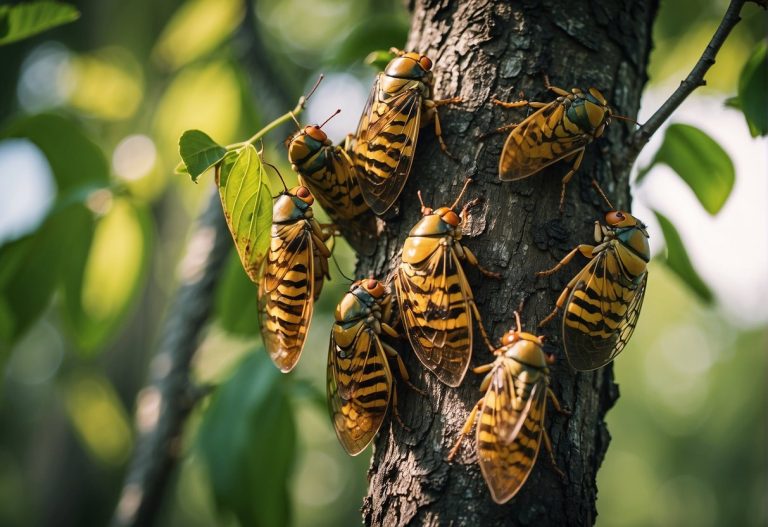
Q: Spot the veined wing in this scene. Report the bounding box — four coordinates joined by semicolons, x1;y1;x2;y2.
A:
354;85;422;215
258;224;315;373
499;101;592;181
562;247;648;370
477;365;546;504
327;321;392;456
395;244;473;387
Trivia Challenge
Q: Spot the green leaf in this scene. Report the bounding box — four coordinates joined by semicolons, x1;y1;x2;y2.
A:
178;130;228;182
3;113;110;194
174;160;189;175
737;40;767;137
364;49;398;70
216;145;272;282
653;210;713;304
639;124;734;215
214;250;260;336
197;351;295;527
0;2;80;45
0;204;94;350
60;199;153;354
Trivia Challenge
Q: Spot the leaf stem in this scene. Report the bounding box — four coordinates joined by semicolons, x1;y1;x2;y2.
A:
621;0;750;175
226;96;306;150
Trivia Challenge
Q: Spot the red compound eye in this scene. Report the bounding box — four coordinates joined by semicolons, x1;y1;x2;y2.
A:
419;56;433;70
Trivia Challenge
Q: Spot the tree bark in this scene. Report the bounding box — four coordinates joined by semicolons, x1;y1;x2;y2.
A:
360;1;657;525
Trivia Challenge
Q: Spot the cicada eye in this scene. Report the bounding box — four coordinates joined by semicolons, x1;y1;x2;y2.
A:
442;210;460;226
605;210;626;225
502;331;517;345
306;125;326;142
365;279;386;298
419;56;433;71
296;186;314;205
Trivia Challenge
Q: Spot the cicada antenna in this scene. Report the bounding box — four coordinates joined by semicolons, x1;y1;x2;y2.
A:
450;178;473;210
304;74;324;103
513;311;523;333
591;179;614;210
331;251;355;283
611;113;639;126
319;108;341;129
417;190;430;215
264;159;289;192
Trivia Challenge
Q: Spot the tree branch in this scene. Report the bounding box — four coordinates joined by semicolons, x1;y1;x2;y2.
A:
110;191;231;527
621;0;748;174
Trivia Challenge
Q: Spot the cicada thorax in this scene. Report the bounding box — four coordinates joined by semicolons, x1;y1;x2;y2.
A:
496;85;613;209
326;278;400;455
449;316;562;505
258;186;332;373
352;50;444;215
287;124;378;255
394;190;496;387
540;209;649;371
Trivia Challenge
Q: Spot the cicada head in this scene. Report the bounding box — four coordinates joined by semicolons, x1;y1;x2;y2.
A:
605;210;651;262
385;51;433;80
287;125;331;168
273;185;315;223
502;331;548;368
360;278;387;299
566;87;612;137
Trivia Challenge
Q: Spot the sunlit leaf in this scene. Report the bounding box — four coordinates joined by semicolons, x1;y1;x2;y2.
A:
197;351;295;527
364;48;398;70
2;113;109;194
0;2;80;45
638;124;734;215
214;250;260;336
60;198;152;354
736;40;767;137
152;0;244;70
179;130;228;182
653;210;713;304
63;371;132;466
0;204;93;349
216;145;272;282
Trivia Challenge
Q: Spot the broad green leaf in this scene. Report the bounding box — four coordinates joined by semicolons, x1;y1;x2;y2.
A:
364;49;398;70
152;0;244;70
60;198;152;354
737;41;767;137
653;210;713;304
216;145;272;282
638;124;734;215
3;113;110;194
0;2;79;45
178;130;228;182
0;204;94;349
214;250;260;336
197;351;295;527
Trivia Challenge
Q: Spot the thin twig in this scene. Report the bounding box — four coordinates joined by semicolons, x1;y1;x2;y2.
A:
110;191;231;527
621;0;748;174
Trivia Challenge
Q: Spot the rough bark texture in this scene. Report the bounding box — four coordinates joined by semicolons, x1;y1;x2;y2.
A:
360;1;657;525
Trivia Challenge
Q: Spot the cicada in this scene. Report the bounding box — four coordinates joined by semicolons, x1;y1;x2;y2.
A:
537;209;649;370
491;82;620;209
394;180;499;387
353;48;461;215
327;278;413;455
287;112;378;255
447;312;565;504
258;185;332;372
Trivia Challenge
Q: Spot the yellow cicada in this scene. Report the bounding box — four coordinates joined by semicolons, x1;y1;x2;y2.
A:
258;185;332;372
491;82;622;209
353;48;461;215
394;180;499;387
447;313;565;504
537;209;649;370
327;278;413;455
287;112;378;255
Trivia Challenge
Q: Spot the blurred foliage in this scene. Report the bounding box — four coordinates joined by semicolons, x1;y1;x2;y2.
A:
0;2;79;46
0;0;765;526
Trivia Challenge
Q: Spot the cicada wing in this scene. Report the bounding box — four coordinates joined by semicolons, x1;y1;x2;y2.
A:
477;366;546;504
499;102;591;181
327;321;393;456
395;245;473;387
354;86;422;215
328;148;378;255
258;225;315;373
562;248;648;370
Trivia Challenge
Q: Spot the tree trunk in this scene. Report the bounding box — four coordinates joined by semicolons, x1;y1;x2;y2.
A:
360;0;657;525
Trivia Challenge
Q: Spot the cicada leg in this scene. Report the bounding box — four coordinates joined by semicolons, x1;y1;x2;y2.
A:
447;398;484;461
547;387;571;417
478;121;519;140
536;244;595;278
491;97;550;110
542;428;566;481
463;245;502;280
390;384;412;432
558;149;585;212
381;339;425;396
429;98;462;161
543;75;571;98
